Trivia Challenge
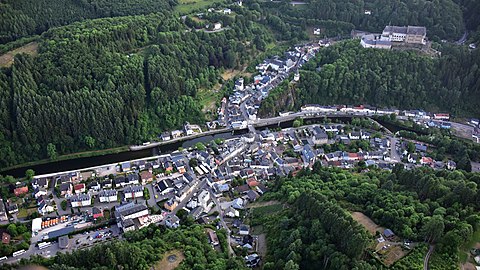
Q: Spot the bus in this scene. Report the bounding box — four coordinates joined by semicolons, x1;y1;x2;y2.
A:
38;242;53;250
0;256;7;261
12;250;26;257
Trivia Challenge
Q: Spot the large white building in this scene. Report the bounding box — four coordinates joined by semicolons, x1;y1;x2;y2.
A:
198;190;210;209
360;34;392;49
382;25;427;45
115;202;149;232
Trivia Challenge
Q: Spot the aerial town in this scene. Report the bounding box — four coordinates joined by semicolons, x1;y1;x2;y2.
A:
0;39;478;267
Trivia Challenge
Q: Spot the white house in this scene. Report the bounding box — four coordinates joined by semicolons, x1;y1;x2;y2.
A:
70;194;91;208
99;189;118;203
198;190;210;209
123;185;144;200
213;22;222;30
223;8;231;14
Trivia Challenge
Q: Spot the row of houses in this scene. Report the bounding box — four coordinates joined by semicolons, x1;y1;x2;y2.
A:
300;104;450;120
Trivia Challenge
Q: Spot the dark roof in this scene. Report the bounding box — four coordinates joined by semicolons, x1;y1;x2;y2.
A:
114;177;126;185
383;25;407;34
48;227;75;238
92;207;102;215
99;189;117;197
34;178;48;187
123;218;135;228
246;190;259;201
116;203;148;218
60;183;72;191
407;26;426;36
70;194;91;202
384;229;395;237
256;183;269;194
124;185;143;193
234;184;250;194
239;224;250;231
58;235;69;249
127;174;139;182
157;179;173;191
184;173;194;182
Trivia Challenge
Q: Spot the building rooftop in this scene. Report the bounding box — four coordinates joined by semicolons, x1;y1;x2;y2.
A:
58;235;69;249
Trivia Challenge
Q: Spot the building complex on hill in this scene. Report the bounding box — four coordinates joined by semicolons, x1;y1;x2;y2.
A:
360;25;427;49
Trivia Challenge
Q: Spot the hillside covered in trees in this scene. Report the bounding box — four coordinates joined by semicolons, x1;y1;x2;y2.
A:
256;165;480;269
250;0;466;41
259;40;480;118
0;0;176;43
0;9;272;168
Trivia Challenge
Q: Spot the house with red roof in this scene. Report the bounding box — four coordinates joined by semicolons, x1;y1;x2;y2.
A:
92;207;103;219
74;183;86;194
14;186;29;197
247;178;259;187
2;232;10;244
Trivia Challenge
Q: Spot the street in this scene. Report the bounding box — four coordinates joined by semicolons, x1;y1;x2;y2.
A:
389;137;401;163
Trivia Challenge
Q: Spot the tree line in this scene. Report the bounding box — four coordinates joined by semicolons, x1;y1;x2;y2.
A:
0;0;176;43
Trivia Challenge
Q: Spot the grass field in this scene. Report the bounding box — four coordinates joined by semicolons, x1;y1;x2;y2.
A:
250;202;283;220
175;0;226;14
153;250;185;270
197;85;222;113
351;212;383;235
0;42;38;68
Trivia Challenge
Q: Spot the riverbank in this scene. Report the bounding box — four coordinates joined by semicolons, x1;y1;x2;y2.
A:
0;146;130;177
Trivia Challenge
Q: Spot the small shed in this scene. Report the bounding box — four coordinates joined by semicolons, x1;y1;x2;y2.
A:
384;229;395;238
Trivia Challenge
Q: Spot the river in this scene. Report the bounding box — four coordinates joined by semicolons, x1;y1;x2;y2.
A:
1;131;246;178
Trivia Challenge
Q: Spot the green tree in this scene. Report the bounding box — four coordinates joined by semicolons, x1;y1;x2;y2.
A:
189;158;198;167
47;143;57;160
6;224;18;237
84;136;95;149
61;200;67;211
195;142;206;151
422;215;445;243
285;260;300;270
25;169;35;180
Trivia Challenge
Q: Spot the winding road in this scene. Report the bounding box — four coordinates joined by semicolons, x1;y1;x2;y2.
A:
424;245;434;270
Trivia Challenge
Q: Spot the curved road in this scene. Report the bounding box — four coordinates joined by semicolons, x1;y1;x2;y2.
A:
424;245;434;270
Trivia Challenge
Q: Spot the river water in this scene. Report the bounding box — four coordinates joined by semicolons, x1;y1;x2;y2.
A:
1;131;245;178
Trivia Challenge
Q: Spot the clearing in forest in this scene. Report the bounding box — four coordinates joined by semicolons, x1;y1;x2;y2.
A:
175;0;225;14
351;211;383;235
246;200;281;209
0;42;39;68
152;250;185;270
221;68;252;81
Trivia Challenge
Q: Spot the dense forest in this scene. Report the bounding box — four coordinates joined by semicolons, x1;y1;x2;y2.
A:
259;40;480;118
0;9;272;169
256;165;480;269
0;224;245;270
249;0;466;41
0;0;176;43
